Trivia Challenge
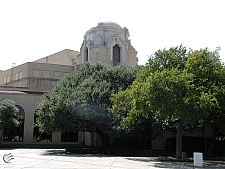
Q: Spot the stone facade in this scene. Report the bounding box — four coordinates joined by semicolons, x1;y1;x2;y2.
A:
76;22;138;66
0;62;74;91
35;49;79;66
0;21;138;147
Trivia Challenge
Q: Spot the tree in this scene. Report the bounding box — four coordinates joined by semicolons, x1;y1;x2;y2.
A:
111;45;220;158
0;99;19;144
185;47;225;156
36;63;138;149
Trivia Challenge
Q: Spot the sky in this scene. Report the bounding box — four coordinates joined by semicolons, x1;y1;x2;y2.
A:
0;0;224;71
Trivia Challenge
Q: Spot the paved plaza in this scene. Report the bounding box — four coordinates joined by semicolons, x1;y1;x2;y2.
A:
0;148;224;169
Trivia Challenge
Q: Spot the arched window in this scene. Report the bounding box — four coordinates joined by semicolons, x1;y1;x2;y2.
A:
84;47;89;63
113;44;120;66
3;105;25;142
16;105;25;119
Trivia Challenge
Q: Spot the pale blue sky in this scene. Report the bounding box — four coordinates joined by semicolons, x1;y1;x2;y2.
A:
0;0;224;70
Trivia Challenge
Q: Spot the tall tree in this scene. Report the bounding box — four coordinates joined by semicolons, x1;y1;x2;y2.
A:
0;99;19;144
36;63;138;149
111;46;221;158
185;48;225;156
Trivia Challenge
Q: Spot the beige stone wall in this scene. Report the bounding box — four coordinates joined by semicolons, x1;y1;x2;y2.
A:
0;92;82;145
0;63;29;85
0;93;42;144
28;62;74;79
35;49;79;66
0;50;78;86
77;39;138;67
27;78;59;91
26;62;74;91
0;62;74;91
89;46;111;65
127;50;138;66
108;38;138;66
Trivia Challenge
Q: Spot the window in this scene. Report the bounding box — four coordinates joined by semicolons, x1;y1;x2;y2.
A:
54;71;61;79
82;45;89;64
3;77;6;84
33;70;40;78
6;76;10;83
15;73;19;80
19;72;22;79
111;42;124;66
113;44;120;66
84;47;89;62
42;70;49;78
16;105;25;119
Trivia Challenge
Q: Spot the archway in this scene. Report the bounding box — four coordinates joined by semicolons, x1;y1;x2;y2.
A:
61;131;78;142
113;44;120;66
3;105;25;142
33;113;52;142
83;46;89;63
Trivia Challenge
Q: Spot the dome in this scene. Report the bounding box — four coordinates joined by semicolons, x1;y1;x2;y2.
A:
102;21;122;29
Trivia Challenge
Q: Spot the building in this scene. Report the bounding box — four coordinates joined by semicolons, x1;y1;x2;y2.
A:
0;21;138;147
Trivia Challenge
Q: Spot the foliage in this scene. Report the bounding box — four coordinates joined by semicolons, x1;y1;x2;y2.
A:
157;156;193;162
36;63;139;146
111;45;225;158
0;99;19;143
0;99;19;129
185;47;225;156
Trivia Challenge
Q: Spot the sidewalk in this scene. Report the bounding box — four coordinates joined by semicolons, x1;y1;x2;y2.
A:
0;149;224;169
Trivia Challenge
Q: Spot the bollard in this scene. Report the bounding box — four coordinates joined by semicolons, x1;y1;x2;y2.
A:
182;152;186;159
193;152;203;167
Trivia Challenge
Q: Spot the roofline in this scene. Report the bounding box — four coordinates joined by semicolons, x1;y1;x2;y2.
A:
0;86;46;94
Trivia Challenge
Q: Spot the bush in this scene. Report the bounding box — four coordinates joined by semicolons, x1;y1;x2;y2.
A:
157;156;193;162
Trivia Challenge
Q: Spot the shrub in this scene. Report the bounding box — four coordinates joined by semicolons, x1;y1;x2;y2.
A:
157;156;193;162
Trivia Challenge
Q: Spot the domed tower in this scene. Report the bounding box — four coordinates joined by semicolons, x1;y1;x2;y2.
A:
76;21;138;66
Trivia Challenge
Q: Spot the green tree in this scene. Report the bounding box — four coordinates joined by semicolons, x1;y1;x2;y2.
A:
36;63;138;149
111;46;221;158
0;99;19;144
185;48;225;156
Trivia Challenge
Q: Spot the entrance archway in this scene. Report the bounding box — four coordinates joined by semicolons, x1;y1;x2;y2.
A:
3;105;24;142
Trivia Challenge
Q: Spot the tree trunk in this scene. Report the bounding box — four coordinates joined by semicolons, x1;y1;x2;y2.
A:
203;123;208;155
0;129;3;145
208;130;218;156
176;119;183;159
203;123;218;157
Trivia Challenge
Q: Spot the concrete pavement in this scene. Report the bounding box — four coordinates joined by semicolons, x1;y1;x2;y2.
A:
0;148;224;169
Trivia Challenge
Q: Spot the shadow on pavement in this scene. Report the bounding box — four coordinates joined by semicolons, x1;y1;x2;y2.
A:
40;149;113;157
126;157;225;169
